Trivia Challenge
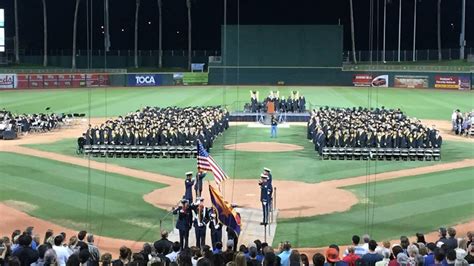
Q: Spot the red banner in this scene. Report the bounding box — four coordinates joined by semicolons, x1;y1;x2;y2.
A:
15;74;109;89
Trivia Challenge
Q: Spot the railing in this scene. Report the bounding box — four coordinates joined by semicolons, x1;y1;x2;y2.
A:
9;49;221;57
342;64;474;73
344;48;474;63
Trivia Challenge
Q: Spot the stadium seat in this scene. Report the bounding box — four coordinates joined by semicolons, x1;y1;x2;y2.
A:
433;148;441;161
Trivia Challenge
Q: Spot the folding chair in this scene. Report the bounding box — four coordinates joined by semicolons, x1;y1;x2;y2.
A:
338;148;346;160
400;148;409;161
361;148;369;160
392;148;401;161
416;148;425;161
146;147;154;158
321;147;330;160
130;146;139;158
122;146;131;158
409;148;417;161
176;146;184;158
385;148;393;161
115;146;123;158
433;148;441;161
345;148;353;160
353;148;361;160
138;146;146;158
424;149;433;161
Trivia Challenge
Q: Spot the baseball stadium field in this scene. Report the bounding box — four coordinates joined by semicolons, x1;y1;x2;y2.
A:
0;85;473;254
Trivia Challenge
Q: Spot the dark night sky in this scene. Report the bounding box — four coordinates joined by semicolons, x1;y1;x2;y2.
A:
1;0;472;52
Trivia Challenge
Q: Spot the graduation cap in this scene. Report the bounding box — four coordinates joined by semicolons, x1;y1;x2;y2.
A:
263;167;271;173
185;171;193;176
45;107;51;111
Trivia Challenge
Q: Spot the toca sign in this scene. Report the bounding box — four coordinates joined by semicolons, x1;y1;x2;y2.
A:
128;74;162;87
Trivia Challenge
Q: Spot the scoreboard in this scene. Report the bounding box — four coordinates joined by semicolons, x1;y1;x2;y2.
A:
0;9;4;52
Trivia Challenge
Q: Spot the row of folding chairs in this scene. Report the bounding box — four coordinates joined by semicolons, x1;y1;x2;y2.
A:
320;147;441;161
83;145;197;158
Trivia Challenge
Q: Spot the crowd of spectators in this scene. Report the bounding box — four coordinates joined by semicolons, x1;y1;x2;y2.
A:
451;110;473;136
1;226;472;266
0;109;66;137
307;107;443;155
83;107;229;150
245;91;306;113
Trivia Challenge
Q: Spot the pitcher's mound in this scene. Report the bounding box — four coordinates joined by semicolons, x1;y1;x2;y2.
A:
224;142;304;152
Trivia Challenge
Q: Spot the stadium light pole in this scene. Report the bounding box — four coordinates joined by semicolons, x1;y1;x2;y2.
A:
383;0;387;63
460;0;466;60
412;0;417;62
398;0;402;62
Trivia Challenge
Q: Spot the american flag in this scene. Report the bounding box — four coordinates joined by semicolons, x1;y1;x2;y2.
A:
197;141;228;184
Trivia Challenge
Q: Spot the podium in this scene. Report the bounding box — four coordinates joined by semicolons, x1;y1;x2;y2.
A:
266;101;275;114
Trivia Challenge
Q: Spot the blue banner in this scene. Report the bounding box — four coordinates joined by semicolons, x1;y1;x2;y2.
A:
127;74;163;87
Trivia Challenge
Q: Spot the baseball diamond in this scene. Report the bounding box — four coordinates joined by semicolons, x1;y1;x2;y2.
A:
0;2;473;266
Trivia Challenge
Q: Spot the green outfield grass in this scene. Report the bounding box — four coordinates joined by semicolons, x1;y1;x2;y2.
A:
2;85;474;247
274;166;474;247
0;152;171;241
26;126;474;183
0;86;472;120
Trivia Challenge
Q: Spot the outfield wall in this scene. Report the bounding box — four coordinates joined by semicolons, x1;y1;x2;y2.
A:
208;67;473;90
0;72;209;89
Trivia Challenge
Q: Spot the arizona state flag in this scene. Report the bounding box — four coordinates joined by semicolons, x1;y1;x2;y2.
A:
209;184;242;235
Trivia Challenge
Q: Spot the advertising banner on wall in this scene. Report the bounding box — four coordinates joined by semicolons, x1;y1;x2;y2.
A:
352;74;373;87
0;74;17;89
17;74;109;88
435;75;471;90
394;75;428;88
127;74;162;87
173;72;209;85
371;75;389;87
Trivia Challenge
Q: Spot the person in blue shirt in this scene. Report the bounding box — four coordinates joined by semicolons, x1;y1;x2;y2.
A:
362;240;384;266
278;241;292;266
424;243;437;266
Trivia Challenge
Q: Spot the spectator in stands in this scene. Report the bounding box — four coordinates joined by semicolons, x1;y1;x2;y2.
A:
437;228;448;246
289;250;301;266
234;252;247;266
416;233;426;245
12;234;39;266
424;243;437;266
344;235;367;257
388;246;403;266
43;230;54;245
465;243;474;264
445;228;458;250
375;249;390;266
112;246;131;266
407;245;423;266
87;234;100;266
312;253;326;266
166;242;180;263
343;247;360;266
362;240;383;266
278;242;292;266
178;248;193;266
324;247;346;266
53;235;70;266
154;230;173;256
400;236;410;255
300;254;309;266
